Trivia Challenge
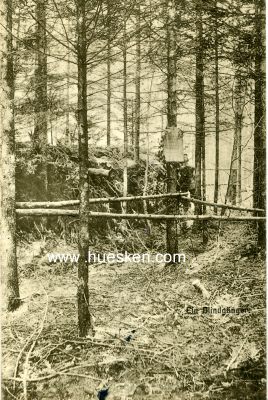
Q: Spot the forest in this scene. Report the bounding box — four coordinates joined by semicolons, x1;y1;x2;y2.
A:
0;0;266;399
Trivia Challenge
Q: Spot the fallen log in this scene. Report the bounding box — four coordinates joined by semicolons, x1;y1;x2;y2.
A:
192;279;211;299
16;209;266;221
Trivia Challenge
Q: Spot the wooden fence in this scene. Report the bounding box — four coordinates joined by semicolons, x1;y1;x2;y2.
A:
15;192;266;221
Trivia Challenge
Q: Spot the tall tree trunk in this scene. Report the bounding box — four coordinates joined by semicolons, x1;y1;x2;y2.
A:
131;99;134;149
76;0;93;337
166;0;178;256
106;0;111;146
1;0;20;311
226;129;238;205
226;69;245;206
33;0;48;201
234;71;243;205
214;0;220;212
14;5;21;73
143;72;155;236
122;11;128;211
65;19;71;145
134;4;141;163
195;0;205;215
253;0;265;246
237;121;242;204
201;121;206;211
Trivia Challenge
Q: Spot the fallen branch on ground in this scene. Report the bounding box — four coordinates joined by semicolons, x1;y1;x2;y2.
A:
4;359;127;383
192;279;211;299
22;288;48;400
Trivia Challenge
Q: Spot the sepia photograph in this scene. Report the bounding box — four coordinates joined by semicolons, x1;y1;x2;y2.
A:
0;0;266;399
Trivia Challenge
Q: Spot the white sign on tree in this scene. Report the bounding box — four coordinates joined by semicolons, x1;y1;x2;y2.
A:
163;127;184;162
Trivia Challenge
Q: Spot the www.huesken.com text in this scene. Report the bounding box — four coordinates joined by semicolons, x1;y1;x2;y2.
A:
47;251;186;264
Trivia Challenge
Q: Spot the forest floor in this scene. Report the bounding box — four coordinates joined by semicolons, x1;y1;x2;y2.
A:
1;223;266;400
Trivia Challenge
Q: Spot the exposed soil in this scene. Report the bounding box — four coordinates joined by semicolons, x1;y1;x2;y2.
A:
2;224;266;400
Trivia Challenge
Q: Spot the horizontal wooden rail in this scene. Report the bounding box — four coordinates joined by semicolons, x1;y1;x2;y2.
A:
16;200;80;208
16;200;79;209
16;193;265;214
16;192;188;209
16;209;266;221
87;192;188;204
180;196;265;213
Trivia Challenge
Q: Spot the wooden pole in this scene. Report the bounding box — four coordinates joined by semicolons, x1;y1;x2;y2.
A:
16;194;265;213
16;209;266;221
180;196;265;213
17;200;80;208
16;192;189;209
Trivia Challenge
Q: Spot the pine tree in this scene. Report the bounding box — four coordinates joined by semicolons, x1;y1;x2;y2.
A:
253;0;265;246
33;0;48;202
76;0;94;337
1;0;20;311
166;0;178;256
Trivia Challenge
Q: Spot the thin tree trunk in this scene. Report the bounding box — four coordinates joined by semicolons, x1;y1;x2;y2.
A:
33;0;48;201
214;0;220;212
225;69;245;206
224;0;244;208
131;99;134;149
65;19;71;145
1;0;20;311
143;72;155;236
226;130;238;205
143;0;152;234
122;11;128;212
166;0;178;256
253;0;266;246
237;124;242;204
106;0;111;146
50;112;54;145
143;132;151;233
235;73;243;205
134;4;141;163
201;125;206;211
195;0;207;242
14;5;21;74
194;0;204;216
76;0;93;337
